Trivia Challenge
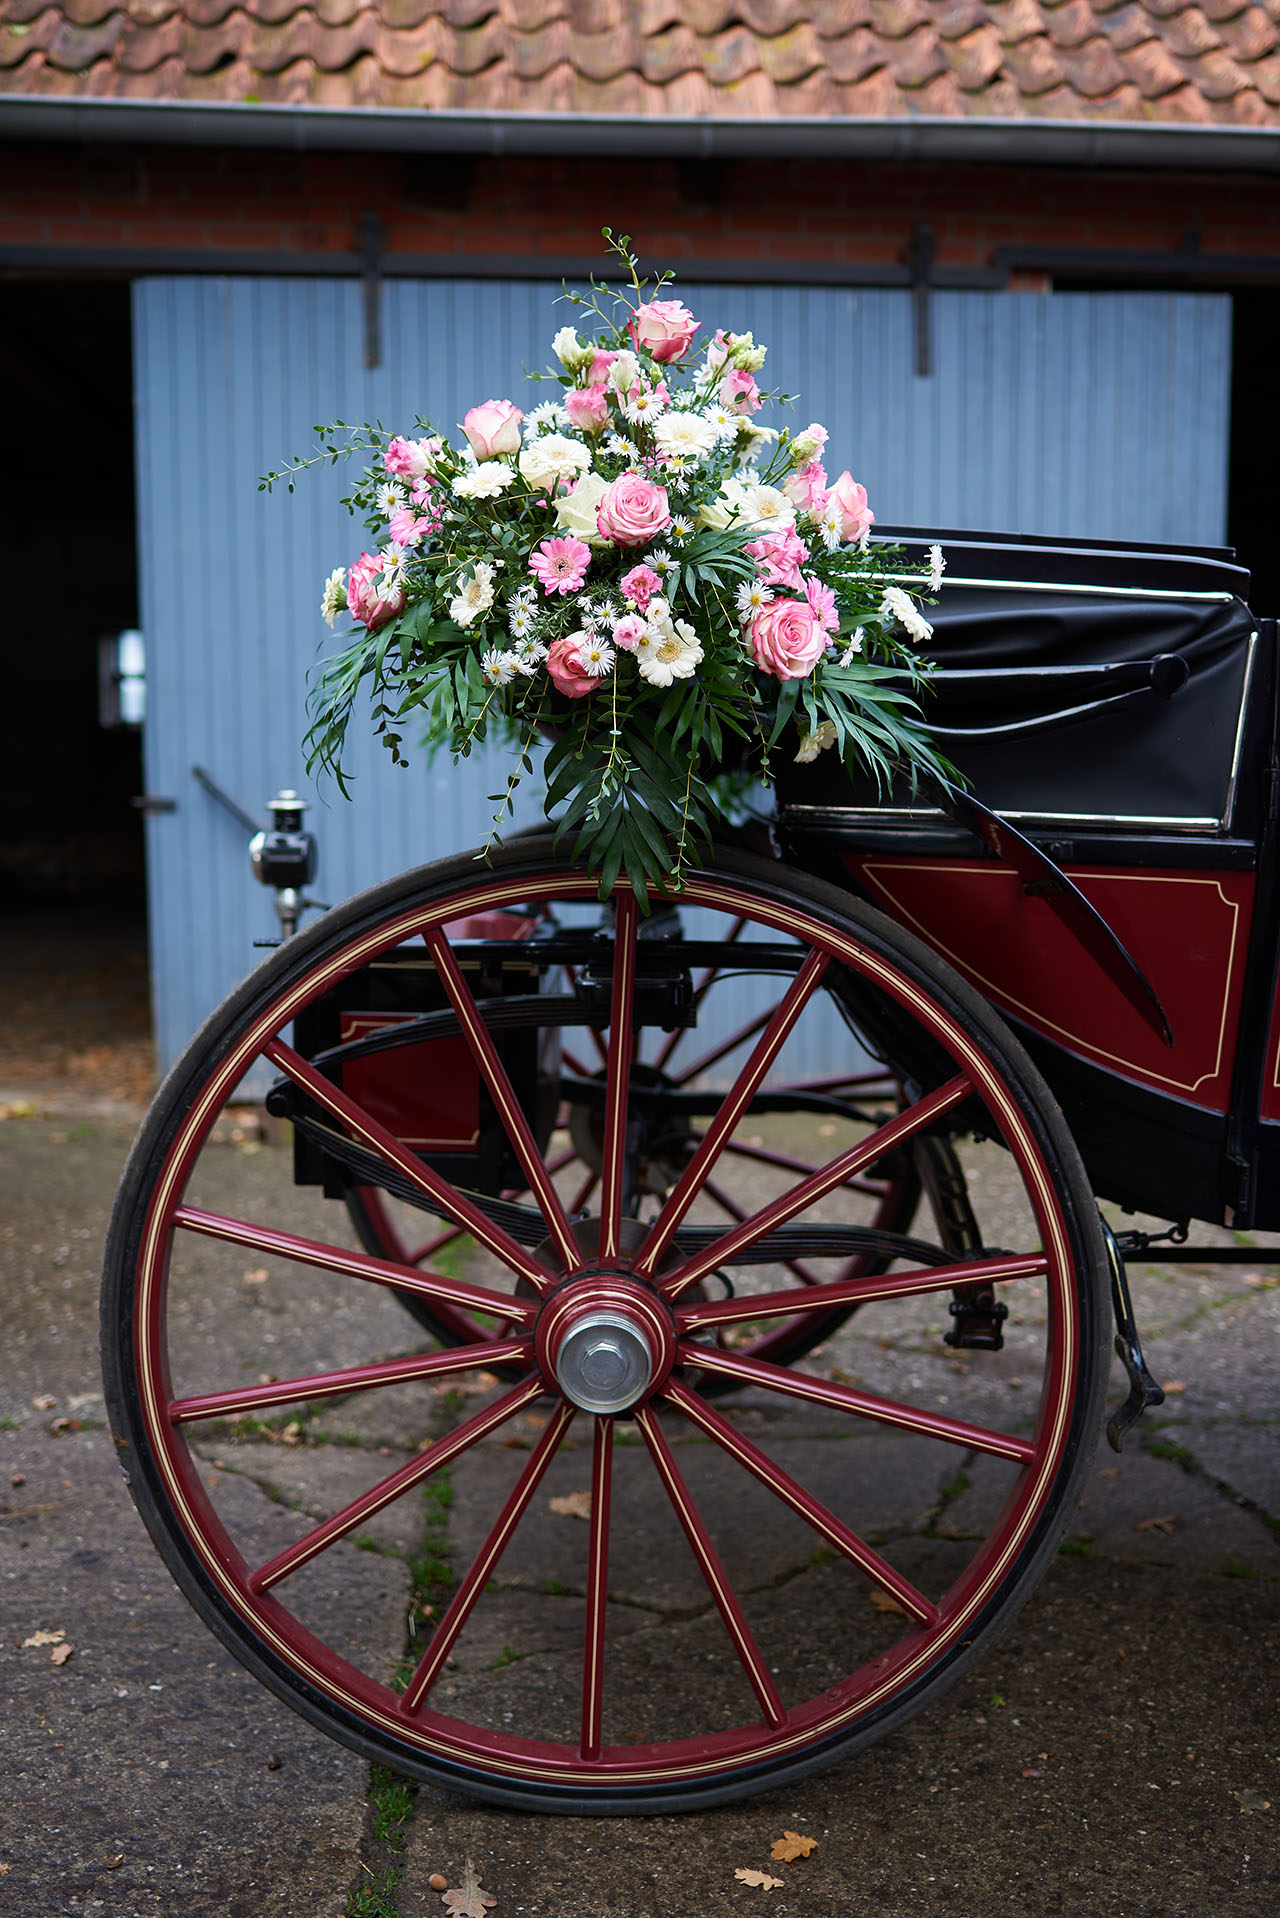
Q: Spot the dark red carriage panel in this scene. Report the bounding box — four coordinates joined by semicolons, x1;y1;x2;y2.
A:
1255;990;1280;1125
338;1014;479;1151
843;856;1254;1115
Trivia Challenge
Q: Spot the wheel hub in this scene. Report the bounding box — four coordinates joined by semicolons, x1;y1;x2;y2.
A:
534;1268;678;1414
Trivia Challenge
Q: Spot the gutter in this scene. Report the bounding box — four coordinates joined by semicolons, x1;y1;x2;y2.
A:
1;96;1279;172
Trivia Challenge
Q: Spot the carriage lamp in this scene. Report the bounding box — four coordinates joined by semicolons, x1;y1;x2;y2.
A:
250;790;319;941
552;1310;654;1414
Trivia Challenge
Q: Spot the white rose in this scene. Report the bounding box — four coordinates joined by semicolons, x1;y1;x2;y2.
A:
552;470;610;547
518;433;592;492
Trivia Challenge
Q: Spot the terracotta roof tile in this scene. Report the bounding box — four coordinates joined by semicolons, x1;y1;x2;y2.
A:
3;0;1278;126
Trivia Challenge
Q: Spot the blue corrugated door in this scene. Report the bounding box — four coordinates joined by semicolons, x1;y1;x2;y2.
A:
133;277;1231;1073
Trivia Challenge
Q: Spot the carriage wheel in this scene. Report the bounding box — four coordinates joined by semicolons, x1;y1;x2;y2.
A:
101;837;1108;1812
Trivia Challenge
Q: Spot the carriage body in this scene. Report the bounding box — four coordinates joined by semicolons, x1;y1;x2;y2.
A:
778;528;1280;1236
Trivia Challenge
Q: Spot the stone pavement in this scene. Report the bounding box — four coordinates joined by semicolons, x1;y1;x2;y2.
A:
1;1102;1278;1918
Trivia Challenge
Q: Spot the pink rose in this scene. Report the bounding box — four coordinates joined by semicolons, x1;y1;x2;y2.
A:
462;399;524;460
612;613;648;652
546;636;596;699
596;474;671;547
804;575;840;635
589;350;618;383
384;435;440;481
749;597;827;681
705;328;731;374
346;550;404;632
745;529;809;592
620;563;661;610
628;298;701;365
783;461;829;516
829;471;875;544
564;384;610;432
721;368;762;414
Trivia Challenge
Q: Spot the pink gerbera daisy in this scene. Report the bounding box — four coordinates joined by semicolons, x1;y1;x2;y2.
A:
529;536;591;596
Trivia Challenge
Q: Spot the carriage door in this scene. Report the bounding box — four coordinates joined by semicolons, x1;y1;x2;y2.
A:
133;279;1232;1075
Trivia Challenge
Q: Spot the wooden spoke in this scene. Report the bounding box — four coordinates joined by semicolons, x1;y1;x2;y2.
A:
580;1415;614;1760
597;896;639;1265
675;1251;1048;1331
169;1339;527;1425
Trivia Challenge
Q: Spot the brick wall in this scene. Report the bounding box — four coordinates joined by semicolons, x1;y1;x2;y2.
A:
3;142;1279;269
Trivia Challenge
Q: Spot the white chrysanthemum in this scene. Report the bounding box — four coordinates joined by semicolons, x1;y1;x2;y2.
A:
525;399;572;432
637;616;703;688
927;544;946;592
652;411;719;460
375;480;406;518
519;433;592;492
449;560;498;629
320;566;347;628
794;721;838;764
839;627;865;667
552;326;592;371
881;586;934;645
622;386;669;426
452;461;517;500
512;637;548;675
735;579;773;621
816;497;844;552
481;648;520;687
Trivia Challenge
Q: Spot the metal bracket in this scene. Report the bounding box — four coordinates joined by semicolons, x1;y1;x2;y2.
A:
1100;1218;1165;1452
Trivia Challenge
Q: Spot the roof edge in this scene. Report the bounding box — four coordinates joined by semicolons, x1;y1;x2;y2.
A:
1;97;1278;170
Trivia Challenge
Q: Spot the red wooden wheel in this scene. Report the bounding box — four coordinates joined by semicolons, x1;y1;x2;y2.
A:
102;838;1108;1812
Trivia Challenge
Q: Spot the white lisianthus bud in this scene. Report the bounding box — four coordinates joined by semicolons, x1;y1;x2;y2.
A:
794;721;838;764
608;350;640;394
789;422;830;467
552;325;592;370
731;332;767;372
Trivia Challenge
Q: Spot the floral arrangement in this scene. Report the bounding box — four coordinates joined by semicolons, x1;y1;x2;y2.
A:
269;233;949;902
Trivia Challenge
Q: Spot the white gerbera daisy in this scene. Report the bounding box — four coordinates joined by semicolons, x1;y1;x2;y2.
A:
927;544;946;592
320;566;347;629
839;626;866;666
449;560;498;629
652;411;719;460
481;648;519;687
637;617;703;689
452;462;517;500
794;721;838;764
735;580;773;621
880;586;934;645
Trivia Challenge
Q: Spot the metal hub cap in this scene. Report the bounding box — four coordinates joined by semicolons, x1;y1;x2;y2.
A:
554;1310;653;1413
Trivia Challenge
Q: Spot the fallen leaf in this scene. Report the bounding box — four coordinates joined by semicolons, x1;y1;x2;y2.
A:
440;1856;497;1917
50;1642;73;1666
770;1829;818;1861
734;1869;785;1889
1242;1272;1276;1289
242;1267;269;1285
548;1490;592;1520
21;1629;65;1649
49;1418;82;1435
869;1589;906;1615
1135;1513;1180;1533
1234;1788;1270;1813
105;1855;123;1870
1163;1380;1187;1394
1022;1767;1043;1779
32;1394;56;1411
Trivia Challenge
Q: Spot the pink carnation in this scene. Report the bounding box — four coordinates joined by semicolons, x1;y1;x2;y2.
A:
705;328;732;374
346;550;404;632
384;436;440;481
529;536;591;596
745;528;810;592
829;471;875;545
612;613;648;652
596;474;671;547
620;563;662;610
589;350;619;384
721;368;762;414
749;597;827;681
784;462;829;516
628;299;701;365
388;505;435;547
564;385;610;432
545;636;597;699
804;576;840;635
462;399;524;460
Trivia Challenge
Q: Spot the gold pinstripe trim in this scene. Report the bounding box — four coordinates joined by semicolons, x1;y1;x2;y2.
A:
133;864;1081;1789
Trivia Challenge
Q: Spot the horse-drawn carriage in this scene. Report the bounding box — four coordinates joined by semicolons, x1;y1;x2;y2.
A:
102;527;1276;1811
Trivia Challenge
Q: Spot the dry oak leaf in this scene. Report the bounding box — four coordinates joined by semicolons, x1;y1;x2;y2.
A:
869;1589;906;1615
735;1868;785;1889
548;1490;592;1520
242;1267;269;1285
50;1642;74;1666
1135;1513;1180;1533
440;1857;497;1917
21;1629;65;1648
770;1829;818;1861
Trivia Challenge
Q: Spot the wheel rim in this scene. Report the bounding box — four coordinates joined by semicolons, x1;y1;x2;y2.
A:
119;857;1093;1797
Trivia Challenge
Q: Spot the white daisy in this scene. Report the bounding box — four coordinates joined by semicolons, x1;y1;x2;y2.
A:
668;514;694;541
735;580;773;622
507;600;536;640
580;636;616;677
927;543;946;592
622;386;669;427
604;432;639;460
375;480;406;518
647;548;678;583
512;637;548;675
320;566;347;628
452;462;517;500
839;626;866;666
880;586;933;645
481;648;519;687
703;403;740;443
816;497;844;552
